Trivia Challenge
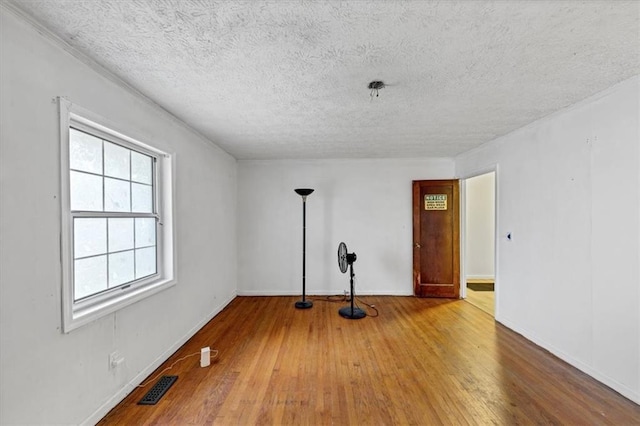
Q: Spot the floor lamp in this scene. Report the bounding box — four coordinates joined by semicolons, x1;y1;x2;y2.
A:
294;188;314;309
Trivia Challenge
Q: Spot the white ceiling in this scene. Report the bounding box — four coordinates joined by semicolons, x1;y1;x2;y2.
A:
8;0;640;160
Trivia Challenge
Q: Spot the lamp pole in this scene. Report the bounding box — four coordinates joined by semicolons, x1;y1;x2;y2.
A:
294;188;314;309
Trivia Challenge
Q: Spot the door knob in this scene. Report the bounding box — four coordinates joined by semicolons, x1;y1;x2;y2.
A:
414;243;421;249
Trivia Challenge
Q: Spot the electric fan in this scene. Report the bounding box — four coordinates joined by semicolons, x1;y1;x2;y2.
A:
337;242;366;319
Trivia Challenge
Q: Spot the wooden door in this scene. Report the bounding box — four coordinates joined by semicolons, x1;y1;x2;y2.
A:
412;180;460;298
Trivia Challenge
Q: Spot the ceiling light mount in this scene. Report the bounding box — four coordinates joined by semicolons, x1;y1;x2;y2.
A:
368;80;385;97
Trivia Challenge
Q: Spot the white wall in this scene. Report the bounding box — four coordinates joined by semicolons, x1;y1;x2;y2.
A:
464;172;495;280
0;7;237;425
237;158;454;296
456;75;640;403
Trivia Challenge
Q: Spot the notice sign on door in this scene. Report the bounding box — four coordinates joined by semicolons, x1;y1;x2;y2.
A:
425;194;447;210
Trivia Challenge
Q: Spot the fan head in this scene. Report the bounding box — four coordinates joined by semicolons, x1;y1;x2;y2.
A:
338;242;348;273
337;242;357;273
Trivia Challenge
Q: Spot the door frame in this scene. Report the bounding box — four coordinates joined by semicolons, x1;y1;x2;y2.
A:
459;165;499;318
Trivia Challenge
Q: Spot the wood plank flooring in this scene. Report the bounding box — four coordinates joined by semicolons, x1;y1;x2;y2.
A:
99;296;640;425
465;287;494;316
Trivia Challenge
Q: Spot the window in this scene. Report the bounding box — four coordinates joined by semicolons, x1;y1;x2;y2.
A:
59;99;175;332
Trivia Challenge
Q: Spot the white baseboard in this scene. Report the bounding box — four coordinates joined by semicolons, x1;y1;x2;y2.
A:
236;289;301;296
465;275;495;280
497;316;639;405
236;289;413;296
82;292;237;426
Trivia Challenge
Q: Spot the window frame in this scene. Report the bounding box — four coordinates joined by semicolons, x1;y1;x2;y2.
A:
59;98;176;333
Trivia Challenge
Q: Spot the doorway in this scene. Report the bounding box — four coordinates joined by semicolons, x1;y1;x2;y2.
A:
463;172;495;315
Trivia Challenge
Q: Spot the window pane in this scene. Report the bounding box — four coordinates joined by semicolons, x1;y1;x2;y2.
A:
131;151;152;184
108;218;134;252
75;255;107;300
105;178;130;212
135;247;156;279
74;218;107;258
108;250;134;287
104;141;130;180
132;183;153;213
70;171;103;211
70;129;102;174
135;218;156;248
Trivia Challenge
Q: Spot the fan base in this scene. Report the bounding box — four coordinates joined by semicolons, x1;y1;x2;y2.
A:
295;300;313;309
339;306;366;319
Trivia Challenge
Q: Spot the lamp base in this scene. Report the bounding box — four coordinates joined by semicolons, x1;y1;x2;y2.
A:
339;306;366;319
295;300;313;309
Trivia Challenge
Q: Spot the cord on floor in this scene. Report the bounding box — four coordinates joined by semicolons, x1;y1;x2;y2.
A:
135;348;219;388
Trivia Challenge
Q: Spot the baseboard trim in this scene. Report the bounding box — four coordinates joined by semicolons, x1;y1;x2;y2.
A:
236;290;413;296
466;277;495;284
497;316;639;405
82;292;237;426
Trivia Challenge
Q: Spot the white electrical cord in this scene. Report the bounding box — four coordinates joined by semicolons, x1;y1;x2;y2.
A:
135;348;219;388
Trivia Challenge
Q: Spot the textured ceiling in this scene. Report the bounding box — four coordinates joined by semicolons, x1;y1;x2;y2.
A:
8;0;640;160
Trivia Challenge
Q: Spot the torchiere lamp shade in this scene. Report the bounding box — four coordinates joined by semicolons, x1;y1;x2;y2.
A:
295;188;314;197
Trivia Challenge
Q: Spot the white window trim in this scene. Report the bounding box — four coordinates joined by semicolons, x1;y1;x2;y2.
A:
59;98;176;333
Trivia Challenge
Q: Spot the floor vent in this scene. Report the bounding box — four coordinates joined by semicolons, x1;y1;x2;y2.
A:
138;375;178;405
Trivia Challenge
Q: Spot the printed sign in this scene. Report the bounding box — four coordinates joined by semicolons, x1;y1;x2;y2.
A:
425;194;447;210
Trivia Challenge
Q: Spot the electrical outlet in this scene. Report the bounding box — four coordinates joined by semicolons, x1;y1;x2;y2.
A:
109;351;124;370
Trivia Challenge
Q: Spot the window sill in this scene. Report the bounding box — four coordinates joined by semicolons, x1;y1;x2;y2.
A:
63;277;176;333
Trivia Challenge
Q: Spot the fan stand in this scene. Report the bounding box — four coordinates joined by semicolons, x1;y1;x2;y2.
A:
339;253;366;320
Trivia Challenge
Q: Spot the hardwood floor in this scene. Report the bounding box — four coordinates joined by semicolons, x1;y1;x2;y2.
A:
99;296;640;425
465;287;494;316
